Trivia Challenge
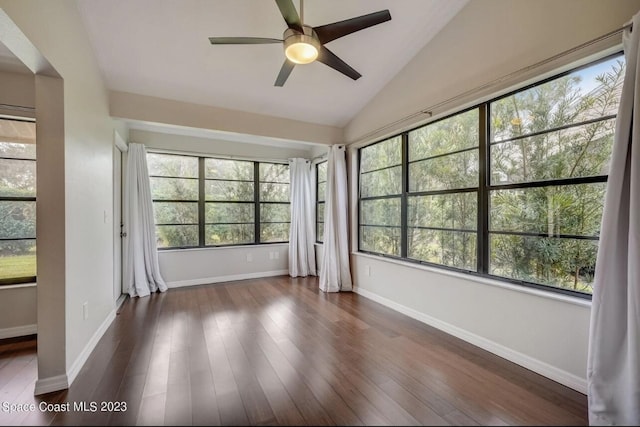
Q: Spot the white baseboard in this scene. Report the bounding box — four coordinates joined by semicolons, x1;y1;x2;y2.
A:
166;270;289;289
66;308;117;387
34;374;68;396
353;286;587;394
0;324;37;340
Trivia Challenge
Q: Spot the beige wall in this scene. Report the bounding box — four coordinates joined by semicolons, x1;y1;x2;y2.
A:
0;0;119;392
111;90;344;146
345;0;640;393
0;71;37;338
345;0;640;143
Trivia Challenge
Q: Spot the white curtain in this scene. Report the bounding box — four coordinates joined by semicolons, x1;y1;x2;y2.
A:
123;143;167;298
319;145;352;292
587;14;640;426
288;158;316;277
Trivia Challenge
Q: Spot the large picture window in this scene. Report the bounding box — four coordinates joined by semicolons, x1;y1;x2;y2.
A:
0;118;37;285
357;53;625;297
149;153;289;249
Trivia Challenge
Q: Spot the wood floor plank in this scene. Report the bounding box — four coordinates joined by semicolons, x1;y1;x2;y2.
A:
0;276;588;426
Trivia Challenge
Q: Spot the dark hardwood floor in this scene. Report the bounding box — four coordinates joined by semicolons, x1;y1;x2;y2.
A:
0;276;587;425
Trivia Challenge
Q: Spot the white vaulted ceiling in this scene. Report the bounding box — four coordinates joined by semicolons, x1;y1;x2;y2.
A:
76;0;467;128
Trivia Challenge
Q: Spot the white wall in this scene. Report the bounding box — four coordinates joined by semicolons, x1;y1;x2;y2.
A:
0;0;121;393
130;129;312;286
344;0;640;393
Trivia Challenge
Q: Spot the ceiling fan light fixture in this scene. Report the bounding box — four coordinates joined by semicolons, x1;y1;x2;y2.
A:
284;32;320;64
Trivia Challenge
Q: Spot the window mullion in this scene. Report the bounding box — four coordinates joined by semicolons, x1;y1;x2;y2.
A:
478;104;489;274
198;157;205;247
254;162;260;244
401;133;408;259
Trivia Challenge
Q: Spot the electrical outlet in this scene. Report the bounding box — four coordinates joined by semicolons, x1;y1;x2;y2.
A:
246;253;253;262
83;302;89;320
274;251;279;259
366;265;371;276
269;252;274;260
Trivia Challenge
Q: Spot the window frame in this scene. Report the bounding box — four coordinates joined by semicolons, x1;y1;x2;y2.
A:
149;152;290;249
0;116;37;286
315;160;327;243
357;52;624;299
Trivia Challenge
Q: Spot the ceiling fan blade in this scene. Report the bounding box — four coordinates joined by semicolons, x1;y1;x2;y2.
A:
317;46;361;81
209;37;282;44
275;59;295;87
313;10;391;44
275;0;303;33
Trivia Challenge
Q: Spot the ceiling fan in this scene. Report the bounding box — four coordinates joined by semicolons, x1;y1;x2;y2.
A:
208;0;392;86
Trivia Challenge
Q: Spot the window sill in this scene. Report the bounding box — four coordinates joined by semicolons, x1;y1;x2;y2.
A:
0;282;37;290
351;251;591;308
159;242;289;253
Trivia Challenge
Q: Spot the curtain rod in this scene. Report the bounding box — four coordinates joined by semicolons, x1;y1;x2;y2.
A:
145;147;289;164
349;22;633;145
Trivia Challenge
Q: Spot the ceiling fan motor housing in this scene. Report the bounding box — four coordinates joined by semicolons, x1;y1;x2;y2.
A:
283;26;321;64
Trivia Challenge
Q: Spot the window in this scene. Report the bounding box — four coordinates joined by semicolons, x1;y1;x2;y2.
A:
359;136;402;256
149;153;289;248
357;53;625;297
316;161;327;242
0;118;37;285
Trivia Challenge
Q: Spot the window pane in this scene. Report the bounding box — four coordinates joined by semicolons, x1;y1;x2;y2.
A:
155;225;198;248
206;202;254;223
409;150;478;192
409;109;479;161
0;142;36;160
491;56;625;143
360;225;401;256
205;158;253;181
318;182;326;202
261;223;289;242
360;198;400;226
360;136;401;172
0;118;35;146
0;159;36;197
0;201;36;239
147;154;198;178
150;177;198;200
408;229;476;270
490;118;615;185
0;239;36;280
317;161;327;183
260;163;289;183
317;201;324;223
317;222;324;242
261;203;290;223
360;166;402;197
490;183;605;237
490;234;597;294
153;202;198;225
408;193;476;230
206;224;254;245
205;180;254;201
260;182;289;202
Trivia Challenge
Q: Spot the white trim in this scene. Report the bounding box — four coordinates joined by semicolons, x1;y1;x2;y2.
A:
352;286;587;394
66;308;116;387
34;374;68;396
0;324;36;339
166;270;289;288
352;252;591;308
114;129;128;152
115;294;127;310
0;282;36;290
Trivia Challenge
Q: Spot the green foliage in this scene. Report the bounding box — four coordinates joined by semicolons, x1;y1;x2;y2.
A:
0;253;36;280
